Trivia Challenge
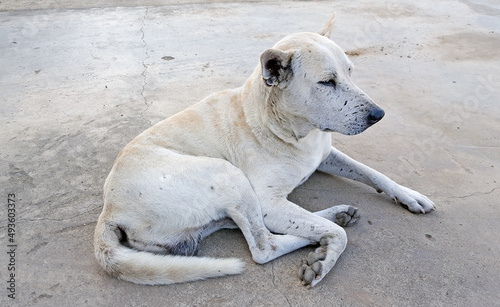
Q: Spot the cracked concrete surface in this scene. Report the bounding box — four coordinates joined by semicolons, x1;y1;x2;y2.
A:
139;7;152;126
1;0;499;306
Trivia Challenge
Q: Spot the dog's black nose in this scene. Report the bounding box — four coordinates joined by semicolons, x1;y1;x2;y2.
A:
367;107;385;125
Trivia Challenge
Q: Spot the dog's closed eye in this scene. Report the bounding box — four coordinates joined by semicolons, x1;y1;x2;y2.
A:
318;79;337;89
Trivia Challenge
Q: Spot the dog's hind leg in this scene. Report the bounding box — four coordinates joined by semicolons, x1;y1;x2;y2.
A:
314;205;360;227
200;218;238;240
177;160;312;264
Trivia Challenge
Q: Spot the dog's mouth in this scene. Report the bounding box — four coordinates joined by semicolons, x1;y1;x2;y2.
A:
318;107;385;135
318;125;370;136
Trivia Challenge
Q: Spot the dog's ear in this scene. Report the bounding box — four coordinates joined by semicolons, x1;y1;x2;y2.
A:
260;48;292;88
318;13;336;38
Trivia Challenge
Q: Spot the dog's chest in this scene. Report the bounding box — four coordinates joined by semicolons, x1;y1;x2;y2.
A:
242;131;331;195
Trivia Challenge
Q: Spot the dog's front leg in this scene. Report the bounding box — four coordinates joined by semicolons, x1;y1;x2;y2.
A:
261;199;348;287
317;147;435;213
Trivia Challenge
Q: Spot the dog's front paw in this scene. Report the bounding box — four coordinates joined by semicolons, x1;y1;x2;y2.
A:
386;185;435;213
299;247;327;287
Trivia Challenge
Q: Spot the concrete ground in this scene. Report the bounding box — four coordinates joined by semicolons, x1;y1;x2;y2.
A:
1;0;499;306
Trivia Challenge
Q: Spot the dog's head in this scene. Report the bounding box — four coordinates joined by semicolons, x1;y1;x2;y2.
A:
260;14;384;137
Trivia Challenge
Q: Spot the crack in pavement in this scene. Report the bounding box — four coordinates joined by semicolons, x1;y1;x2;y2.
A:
139;7;152;127
271;261;292;307
452;187;499;199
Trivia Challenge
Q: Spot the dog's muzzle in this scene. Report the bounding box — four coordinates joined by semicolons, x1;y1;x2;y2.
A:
367;107;385;125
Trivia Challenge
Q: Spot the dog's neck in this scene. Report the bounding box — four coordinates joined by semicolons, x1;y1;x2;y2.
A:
241;68;316;145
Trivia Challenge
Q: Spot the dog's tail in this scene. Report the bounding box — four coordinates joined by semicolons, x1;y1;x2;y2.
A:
94;220;245;285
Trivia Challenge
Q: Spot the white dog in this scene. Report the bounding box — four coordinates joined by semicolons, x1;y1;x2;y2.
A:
94;15;435;287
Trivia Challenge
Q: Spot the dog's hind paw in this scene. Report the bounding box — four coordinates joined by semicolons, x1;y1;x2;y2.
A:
315;204;360;227
334;205;360;227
